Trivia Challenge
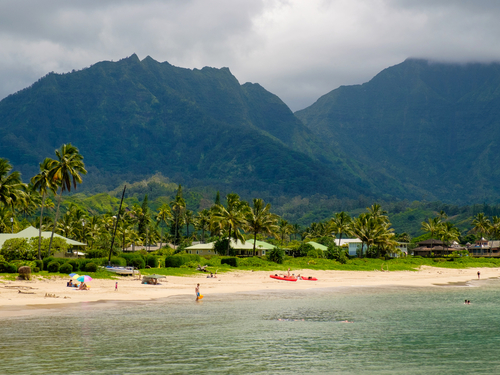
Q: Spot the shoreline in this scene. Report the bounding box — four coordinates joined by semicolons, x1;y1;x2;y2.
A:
1;266;498;318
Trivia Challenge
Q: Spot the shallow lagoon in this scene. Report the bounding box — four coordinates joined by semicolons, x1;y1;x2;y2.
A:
2;279;500;374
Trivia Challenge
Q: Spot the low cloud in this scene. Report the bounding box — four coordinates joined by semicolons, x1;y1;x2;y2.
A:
1;0;499;111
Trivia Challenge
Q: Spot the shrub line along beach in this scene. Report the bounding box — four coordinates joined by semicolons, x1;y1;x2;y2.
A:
1;266;497;318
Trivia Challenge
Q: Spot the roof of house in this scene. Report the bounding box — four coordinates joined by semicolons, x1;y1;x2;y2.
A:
306;241;328;251
416;239;446;246
0;226;86;249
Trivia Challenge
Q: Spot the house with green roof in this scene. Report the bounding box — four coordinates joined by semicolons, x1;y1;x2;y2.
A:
0;226;86;258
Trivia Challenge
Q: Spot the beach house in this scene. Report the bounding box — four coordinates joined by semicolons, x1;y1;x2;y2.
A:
0;226;86;258
185;239;275;256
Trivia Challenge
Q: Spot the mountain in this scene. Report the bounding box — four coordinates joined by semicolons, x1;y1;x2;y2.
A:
0;54;370;199
295;58;500;203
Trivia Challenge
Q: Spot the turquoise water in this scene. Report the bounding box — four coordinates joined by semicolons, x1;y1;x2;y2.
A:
2;279;500;374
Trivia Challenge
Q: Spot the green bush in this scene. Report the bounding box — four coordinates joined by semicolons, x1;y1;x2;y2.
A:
164;256;184;268
120;252;145;266
34;259;43;270
267;247;284;264
67;259;80;271
164;254;201;268
85;262;98;272
337;251;348;264
238;257;267;268
221;257;238;267
33;267;40;273
0;261;17;273
59;263;73;274
130;257;145;270
146;255;158;268
43;256;66;270
77;259;93;271
109;256;127;267
306;249;323;258
47;261;60;273
296;243;315;257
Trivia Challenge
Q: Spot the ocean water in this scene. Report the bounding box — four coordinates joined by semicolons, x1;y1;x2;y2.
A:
2;279;500;374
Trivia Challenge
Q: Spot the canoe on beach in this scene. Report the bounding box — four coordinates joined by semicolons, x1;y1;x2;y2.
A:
270;275;297;282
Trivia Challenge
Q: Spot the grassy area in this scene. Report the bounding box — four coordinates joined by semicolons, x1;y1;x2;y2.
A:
3;256;500;281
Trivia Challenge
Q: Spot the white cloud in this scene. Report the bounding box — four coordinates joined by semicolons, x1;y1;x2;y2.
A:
1;0;500;110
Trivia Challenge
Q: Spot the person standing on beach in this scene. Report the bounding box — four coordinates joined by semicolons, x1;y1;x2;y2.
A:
195;283;200;301
477;271;481;279
115;282;118;291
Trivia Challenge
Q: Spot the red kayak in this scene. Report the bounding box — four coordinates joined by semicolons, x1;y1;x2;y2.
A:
270;275;297;282
300;276;317;281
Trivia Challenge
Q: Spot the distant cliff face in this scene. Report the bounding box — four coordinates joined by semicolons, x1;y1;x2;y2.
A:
0;54;370;199
295;58;500;203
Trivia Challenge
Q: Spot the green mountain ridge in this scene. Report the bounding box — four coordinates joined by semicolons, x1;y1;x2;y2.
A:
0;54;371;200
295;58;500;203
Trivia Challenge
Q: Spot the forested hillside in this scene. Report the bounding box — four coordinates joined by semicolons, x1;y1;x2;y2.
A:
0;54;374;200
296;59;500;203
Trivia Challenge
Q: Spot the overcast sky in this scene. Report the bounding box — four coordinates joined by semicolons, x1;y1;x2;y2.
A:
1;0;500;111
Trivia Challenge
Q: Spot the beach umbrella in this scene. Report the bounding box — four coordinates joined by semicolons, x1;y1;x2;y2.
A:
69;273;80;279
76;275;92;283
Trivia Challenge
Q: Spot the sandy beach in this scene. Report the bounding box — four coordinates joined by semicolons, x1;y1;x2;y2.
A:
1;266;498;318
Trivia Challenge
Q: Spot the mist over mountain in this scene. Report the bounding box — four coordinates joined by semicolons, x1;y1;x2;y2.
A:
296;58;500;204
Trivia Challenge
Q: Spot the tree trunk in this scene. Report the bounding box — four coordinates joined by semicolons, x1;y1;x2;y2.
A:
48;188;63;257
253;233;257;256
37;192;46;260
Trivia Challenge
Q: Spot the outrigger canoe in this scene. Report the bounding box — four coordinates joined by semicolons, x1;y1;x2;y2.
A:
300;276;317;281
270;275;297;282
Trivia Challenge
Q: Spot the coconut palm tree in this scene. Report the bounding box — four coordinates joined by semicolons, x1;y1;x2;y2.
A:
47;144;87;256
351;213;395;257
245;198;278;255
195;209;211;243
278;219;292;245
170;186;186;246
0;158;26;217
31;158;58;259
421;217;443;252
211;193;248;255
184;210;194;238
439;222;460;253
472;212;491;240
330;211;352;245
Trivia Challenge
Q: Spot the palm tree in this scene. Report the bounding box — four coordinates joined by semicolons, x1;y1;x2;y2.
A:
421;217;442;252
170;185;186;246
439;222;460;253
31;158;58;259
472;213;492;255
195;209;211;243
331;211;352;245
472;212;491;240
245;198;278;255
184;210;194;238
490;216;500;240
47;144;87;256
0;158;27;216
156;203;172;249
211;193;248;255
278;219;291;245
291;223;301;241
351;213;395;257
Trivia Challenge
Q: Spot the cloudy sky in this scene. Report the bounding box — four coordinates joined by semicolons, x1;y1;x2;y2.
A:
1;0;500;111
